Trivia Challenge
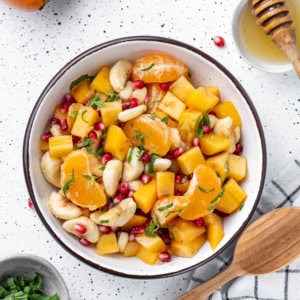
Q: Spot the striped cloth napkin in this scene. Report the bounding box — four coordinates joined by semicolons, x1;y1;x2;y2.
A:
186;157;300;300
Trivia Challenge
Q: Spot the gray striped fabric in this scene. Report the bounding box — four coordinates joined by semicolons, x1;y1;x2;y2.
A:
187;157;300;300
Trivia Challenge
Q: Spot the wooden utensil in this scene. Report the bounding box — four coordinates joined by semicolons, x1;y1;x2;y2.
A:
252;0;300;77
177;206;300;300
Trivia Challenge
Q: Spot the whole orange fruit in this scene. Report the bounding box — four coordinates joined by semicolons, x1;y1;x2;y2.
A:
1;0;47;11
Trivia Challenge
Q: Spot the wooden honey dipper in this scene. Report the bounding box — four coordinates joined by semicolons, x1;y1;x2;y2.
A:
252;0;300;77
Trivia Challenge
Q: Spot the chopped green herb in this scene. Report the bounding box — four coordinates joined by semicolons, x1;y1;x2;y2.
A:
165;206;187;218
85;146;105;156
141;63;155;71
100;219;109;224
210;189;225;204
62;168;75;194
130;124;148;149
76;137;95;148
148;114;157;120
158;202;174;212
239;202;245;211
90;94;105;108
127;147;135;163
82;174;99;187
107;92;117;102
161;116;169;124
207;204;219;211
70;110;79;120
148;153;160;174
198;186;215;193
0;273;59;300
81;110;88;123
145;220;159;237
69;74;90;90
195;112;210;138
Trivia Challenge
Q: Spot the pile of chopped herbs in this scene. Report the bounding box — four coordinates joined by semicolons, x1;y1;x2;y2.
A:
0;272;59;300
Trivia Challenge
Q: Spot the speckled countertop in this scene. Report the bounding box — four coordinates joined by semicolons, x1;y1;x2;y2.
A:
0;1;299;299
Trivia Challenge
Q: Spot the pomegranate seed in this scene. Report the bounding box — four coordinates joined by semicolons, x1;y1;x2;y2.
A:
88;130;98;141
234;143;243;154
79;238;90;246
129;232;136;241
74;223;87;235
192;137;200;147
128;190;134;198
163;153;173;160
156;227;168;236
159;82;171;91
213;35;225;47
161;234;172;245
99;225;112;234
172;147;184;159
175;173;185;184
28;198;34;209
131;226;146;235
194;217;204;228
175;191;184;196
101;152;113;165
144;94;151;105
203;125;212;134
41;132;52;141
50;117;60;126
122;101;130;110
132;80;145;89
141;152;151;163
159;251;171;263
129;98;139;108
60;102;71;114
72;135;82;144
94;121;105;131
64;93;75;104
113;193;125;204
60;119;68;131
140;173;152;184
118;182;130;195
111;226;121;233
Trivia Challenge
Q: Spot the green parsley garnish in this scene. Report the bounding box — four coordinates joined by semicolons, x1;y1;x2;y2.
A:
62;168;75;194
145;220;160;237
76;137;95;148
69;74;90;90
141;63;155;71
158;203;174;212
161;116;169;124
165;206;187;218
198;186;215;193
90;94;105;108
127;147;135;163
148;153;160;174
195;112;210;138
107;92;117;102
0;273;59;300
99;219;109;224
82;174;99;187
81;110;88;123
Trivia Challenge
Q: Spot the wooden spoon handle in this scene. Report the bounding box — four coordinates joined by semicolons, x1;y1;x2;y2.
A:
282;43;300;77
177;263;243;300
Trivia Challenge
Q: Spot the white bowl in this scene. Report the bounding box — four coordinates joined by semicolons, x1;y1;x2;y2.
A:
23;36;266;278
232;0;293;73
0;254;69;299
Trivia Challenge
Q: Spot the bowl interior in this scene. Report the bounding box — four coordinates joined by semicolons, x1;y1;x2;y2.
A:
0;254;69;299
232;0;292;73
23;36;266;278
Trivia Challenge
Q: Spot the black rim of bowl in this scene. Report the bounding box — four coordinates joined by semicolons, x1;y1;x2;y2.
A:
22;35;267;279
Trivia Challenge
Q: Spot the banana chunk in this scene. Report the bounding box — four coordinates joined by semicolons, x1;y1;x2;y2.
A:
102;159;123;196
62;216;100;243
96;197;136;227
48;191;82;220
118;104;147;122
40;151;62;188
122;147;144;182
109;60;133;92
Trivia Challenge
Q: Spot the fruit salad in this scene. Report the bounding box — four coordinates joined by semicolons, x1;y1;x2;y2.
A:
40;53;248;265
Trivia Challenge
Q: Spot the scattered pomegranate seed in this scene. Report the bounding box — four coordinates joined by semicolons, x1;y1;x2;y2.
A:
213;36;225;47
194;217;205;228
60;119;68;131
159;251;171;263
122;101;130;110
129;232;136;241
175;191;184;196
41;132;52;142
113;193;125;204
101;152;113;165
159;82;171;91
140;173;152;184
192;137;200;147
132;80;145;89
161;233;172;245
234;143;243;154
172;147;184;159
99;225;112;234
72;135;82;144
118;182;130;195
175;173;186;184
131;226;146;235
28;198;34;209
128;190;134;198
129;98;139;108
50;117;60;126
203;125;212;134
94;121;105;131
79;238;90;246
74;223;87;235
111;226;121;233
141;152;151;163
144;94;151;105
163;153;173;160
88;130;98;141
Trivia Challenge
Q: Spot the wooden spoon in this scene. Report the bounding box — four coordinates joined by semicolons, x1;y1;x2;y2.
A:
177;207;300;300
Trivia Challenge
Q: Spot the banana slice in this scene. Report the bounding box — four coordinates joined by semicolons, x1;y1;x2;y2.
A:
96;197;136;227
109;60;133;92
48;191;82;220
118;231;129;253
213;116;233;137
122;147;144;182
102;159;123;196
40;151;62;188
118;104;147;123
62;216;100;243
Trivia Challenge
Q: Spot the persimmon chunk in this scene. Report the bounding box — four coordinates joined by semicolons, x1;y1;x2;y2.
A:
123;114;171;156
131;53;189;83
179;164;222;220
61;149;107;210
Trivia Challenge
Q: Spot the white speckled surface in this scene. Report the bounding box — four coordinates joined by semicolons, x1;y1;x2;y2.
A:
0;1;299;299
